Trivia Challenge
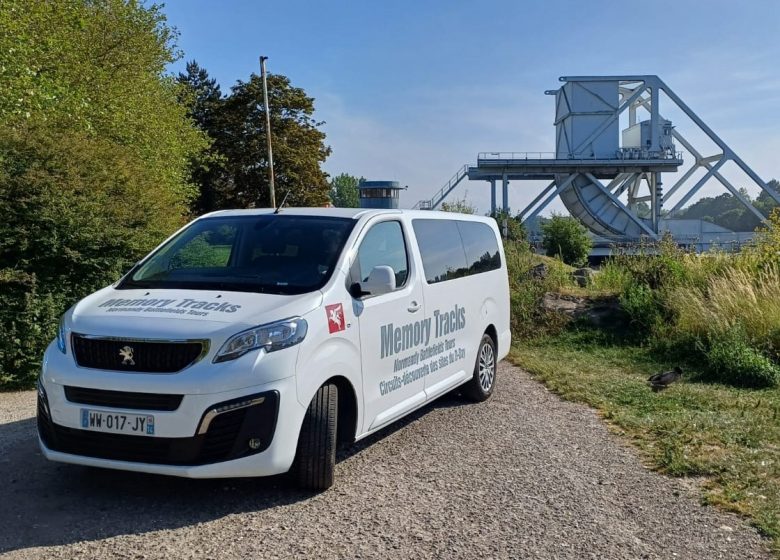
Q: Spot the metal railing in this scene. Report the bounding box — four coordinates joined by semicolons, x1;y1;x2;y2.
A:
413;164;469;210
478;152;557;160
477;150;683;162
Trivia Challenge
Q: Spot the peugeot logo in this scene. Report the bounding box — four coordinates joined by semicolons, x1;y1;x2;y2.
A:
119;345;135;366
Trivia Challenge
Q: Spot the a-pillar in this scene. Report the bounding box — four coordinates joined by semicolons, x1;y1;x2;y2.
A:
502;175;509;211
490;180;496;215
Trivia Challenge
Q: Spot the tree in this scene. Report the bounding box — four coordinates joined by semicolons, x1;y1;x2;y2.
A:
0;0;206;204
178;65;332;211
329;173;362;208
674;182;780;232
541;214;592;266
489;209;526;242
0;0;206;387
177;61;228;213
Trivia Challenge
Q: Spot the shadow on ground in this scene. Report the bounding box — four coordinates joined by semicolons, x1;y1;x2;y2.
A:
0;393;467;554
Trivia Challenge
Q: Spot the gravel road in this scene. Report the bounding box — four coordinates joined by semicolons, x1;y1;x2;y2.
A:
0;363;771;559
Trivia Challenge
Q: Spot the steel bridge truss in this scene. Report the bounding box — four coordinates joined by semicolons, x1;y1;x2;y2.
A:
416;76;779;242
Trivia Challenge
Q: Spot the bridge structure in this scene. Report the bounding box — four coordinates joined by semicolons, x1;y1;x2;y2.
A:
414;75;780;247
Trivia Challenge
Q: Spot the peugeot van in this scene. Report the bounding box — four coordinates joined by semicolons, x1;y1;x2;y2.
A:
38;209;510;490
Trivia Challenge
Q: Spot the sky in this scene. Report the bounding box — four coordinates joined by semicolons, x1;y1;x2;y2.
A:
162;0;780;215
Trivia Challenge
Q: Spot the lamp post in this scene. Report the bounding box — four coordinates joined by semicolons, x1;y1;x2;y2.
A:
259;56;276;207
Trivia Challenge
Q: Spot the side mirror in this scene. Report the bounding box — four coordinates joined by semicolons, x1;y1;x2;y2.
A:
360;265;396;297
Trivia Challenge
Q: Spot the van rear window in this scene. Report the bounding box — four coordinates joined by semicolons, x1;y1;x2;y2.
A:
412;219;501;284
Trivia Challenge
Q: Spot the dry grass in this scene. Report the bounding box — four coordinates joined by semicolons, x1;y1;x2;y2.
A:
669;264;780;358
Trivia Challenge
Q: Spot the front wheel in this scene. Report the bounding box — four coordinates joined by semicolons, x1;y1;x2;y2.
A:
462;334;497;402
292;383;338;491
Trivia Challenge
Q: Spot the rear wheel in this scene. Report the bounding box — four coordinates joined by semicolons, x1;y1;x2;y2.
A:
462;334;497;402
293;383;338;491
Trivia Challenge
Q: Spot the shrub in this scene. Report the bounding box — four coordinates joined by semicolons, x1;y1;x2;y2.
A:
620;282;663;336
608;235;690;290
441;195;476;214
540;214;591;266
0;270;67;388
704;328;780;388
589;260;634;294
0;128;188;387
504;239;576;339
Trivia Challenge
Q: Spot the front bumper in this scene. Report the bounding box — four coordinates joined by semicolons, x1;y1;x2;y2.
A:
37;342;308;478
38;377;305;478
38;390;280;467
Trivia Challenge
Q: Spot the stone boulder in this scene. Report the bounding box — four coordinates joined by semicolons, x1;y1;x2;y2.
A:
571;267;596;287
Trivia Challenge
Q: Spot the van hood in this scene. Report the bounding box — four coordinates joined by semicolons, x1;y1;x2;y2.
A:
69;286;323;340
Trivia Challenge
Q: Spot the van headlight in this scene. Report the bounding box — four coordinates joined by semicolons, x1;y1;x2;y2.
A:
214;318;308;363
56;316;67;354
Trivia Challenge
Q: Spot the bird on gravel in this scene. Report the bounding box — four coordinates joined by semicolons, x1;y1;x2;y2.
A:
648;367;683;392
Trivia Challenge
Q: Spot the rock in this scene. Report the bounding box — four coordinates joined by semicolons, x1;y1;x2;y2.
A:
529;263;549;280
571;267;595;287
540;293;624;327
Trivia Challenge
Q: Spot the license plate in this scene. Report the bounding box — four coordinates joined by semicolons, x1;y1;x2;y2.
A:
80;409;155;436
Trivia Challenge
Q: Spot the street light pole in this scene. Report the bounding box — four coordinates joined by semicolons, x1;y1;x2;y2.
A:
259;56;276;207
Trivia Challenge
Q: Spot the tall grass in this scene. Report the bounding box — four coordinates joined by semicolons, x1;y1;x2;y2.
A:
570;225;780;388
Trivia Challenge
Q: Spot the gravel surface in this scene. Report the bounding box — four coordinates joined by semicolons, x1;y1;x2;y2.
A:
0;363;771;559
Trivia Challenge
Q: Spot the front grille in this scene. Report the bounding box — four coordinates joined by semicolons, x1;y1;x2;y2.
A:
64;386;183;411
72;335;205;373
38;391;279;466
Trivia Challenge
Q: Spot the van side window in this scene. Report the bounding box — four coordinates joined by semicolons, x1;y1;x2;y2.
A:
456;221;501;274
412;219;501;284
356;221;409;288
411;219;468;284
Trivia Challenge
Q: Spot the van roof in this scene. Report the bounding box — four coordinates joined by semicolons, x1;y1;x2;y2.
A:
199;208;493;222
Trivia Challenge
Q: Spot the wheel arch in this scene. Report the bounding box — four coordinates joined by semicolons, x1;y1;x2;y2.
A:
324;375;359;445
484;323;498;354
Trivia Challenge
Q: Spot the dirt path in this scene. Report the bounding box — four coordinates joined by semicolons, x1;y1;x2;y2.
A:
0;363;770;559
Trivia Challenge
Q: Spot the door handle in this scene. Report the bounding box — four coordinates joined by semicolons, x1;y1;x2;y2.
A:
407;301;421;313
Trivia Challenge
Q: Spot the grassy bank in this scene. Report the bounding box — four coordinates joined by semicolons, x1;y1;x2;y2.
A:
511;328;780;553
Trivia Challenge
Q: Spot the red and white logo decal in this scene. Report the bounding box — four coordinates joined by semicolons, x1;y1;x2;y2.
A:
325;303;346;334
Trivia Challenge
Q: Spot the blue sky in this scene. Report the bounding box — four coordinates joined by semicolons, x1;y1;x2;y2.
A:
163;0;780;214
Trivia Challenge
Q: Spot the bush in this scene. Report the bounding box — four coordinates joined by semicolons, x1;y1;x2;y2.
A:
0;128;189;387
704;328;780;388
620;282;663;336
0;270;67;388
540;214;591;266
608;235;691;290
504;240;575;339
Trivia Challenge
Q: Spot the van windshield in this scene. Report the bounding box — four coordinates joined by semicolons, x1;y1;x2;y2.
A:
119;215;356;295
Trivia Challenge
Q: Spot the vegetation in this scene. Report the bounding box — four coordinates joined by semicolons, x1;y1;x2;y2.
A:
489;209;526;242
441;196;476;214
675;181;780;232
329;173;362;208
177;61;332;212
540;214;592;266
0;0;208;388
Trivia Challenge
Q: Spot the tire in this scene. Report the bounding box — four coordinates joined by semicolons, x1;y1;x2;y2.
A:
462;334;497;402
293;383;338;491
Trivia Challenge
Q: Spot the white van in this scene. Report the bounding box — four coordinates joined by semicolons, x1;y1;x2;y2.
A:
38;208;510;489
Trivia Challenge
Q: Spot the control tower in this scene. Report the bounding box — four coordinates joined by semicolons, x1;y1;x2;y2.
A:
415;75;779;245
